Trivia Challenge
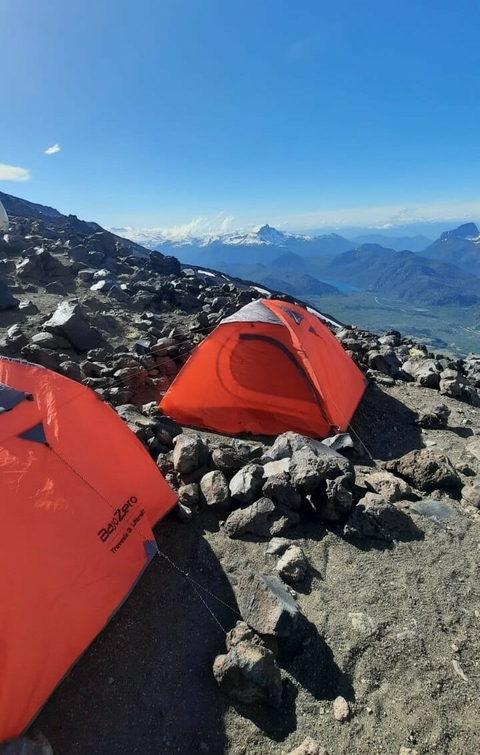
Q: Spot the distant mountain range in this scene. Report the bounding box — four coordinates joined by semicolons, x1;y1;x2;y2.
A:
153;225;354;267
3;190;479;310
350;233;432;252
422;222;480;276
169;226;479;309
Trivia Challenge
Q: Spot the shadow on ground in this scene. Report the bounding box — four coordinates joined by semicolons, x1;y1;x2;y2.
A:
35;515;237;755
278;616;355;703
350;384;423;460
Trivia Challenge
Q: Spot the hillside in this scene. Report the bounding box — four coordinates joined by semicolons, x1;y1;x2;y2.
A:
2;192;480;755
313;246;480;307
422;222;480;276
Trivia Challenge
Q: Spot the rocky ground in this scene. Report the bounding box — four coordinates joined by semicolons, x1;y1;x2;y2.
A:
1;194;480;755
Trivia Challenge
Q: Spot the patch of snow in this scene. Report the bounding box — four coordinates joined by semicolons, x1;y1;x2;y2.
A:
251;286;271;295
307;306;342;328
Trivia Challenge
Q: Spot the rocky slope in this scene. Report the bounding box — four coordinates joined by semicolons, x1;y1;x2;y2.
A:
1;194;480;755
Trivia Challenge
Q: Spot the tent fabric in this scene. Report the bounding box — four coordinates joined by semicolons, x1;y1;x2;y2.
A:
0;357;177;743
160;299;367;438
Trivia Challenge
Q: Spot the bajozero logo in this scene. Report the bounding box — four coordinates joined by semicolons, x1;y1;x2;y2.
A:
97;496;138;543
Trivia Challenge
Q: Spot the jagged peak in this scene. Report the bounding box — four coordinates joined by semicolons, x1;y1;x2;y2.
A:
441;222;479;241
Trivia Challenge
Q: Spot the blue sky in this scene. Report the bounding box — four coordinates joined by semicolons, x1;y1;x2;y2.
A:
1;0;480;236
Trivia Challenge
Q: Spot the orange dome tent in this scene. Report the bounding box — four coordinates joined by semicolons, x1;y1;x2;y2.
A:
160;299;367;438
0;357;177;743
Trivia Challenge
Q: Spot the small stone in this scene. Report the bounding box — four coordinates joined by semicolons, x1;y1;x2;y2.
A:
399;748;418;755
276;545;308;584
333;695;350;721
266;537;292;556
177;483;199;508
364;471;413;502
286;737;329;755
349;612;376;635
462;482;480;508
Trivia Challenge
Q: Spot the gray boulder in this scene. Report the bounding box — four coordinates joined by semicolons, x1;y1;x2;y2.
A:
416;403;450;429
344;492;422;542
44;281;67;295
229;463;264;504
307;475;353;521
44;301;102;352
212;440;263;472
172;434;209;475
402;359;441;388
213;621;282;708
20;344;61;371
0;280;19;310
290;444;353;494
200;470;230;506
0;324;27;354
262;473;302;510
439;369;467;398
263;457;291;477
322;433;354;452
116;404;158;441
234;570;299;636
364;471;413;502
31;331;71;351
59;361;84;382
386;449;462;492
261;431;314;462
223;497;298;538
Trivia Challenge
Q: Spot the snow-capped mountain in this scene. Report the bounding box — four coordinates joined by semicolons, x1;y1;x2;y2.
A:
111;223;314;249
161;225;354;267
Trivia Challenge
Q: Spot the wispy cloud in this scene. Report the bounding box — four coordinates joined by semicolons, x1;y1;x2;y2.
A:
0;163;31;182
111;213;235;246
275;200;480;231
44;143;61;155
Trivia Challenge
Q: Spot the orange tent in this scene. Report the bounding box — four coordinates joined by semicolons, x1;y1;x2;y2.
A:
161;299;367;438
0;357;177;743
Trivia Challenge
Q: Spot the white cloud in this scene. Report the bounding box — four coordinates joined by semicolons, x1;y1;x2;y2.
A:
0;163;31;182
275;200;480;231
112;213;235;246
44;143;61;155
